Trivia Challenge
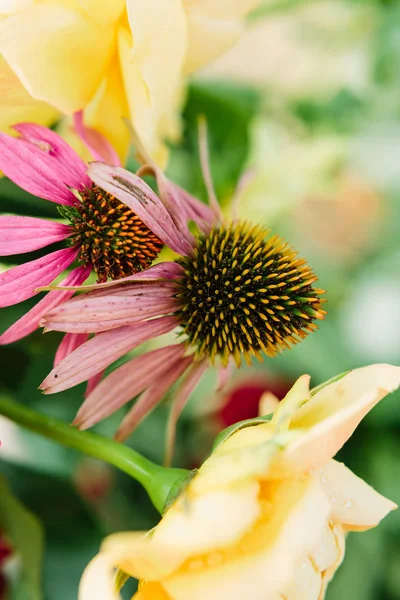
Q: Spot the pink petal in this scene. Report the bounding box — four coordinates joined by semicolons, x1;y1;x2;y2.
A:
75;344;186;429
0;216;72;256
88;162;193;256
54;332;89;366
138;165;197;238
0;264;90;344
47;261;184;292
0;246;79;308
115;355;193;441
0;132;77;205
40;315;178;394
165;360;207;466
85;369;105;398
42;290;179;333
198;117;223;221
169;181;215;233
13;123;91;189
73;111;121;167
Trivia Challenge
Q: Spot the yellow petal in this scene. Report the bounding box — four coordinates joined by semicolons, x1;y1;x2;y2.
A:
318;523;346;599
0;0;33;16
133;582;170;600
64;0;125;26
185;0;262;20
315;459;397;531
282;557;322;600
154;481;261;557
191;423;277;493
0;57;59;132
258;391;279;417
162;477;330;600
183;0;262;73
84;51;130;163
122;0;187;164
79;553;119;600
271;364;400;476
0;4;115;113
183;11;241;74
271;374;310;429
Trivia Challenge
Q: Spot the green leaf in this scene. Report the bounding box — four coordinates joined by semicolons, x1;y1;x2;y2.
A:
0;476;43;600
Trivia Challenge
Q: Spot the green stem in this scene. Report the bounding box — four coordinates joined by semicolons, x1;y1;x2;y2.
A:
0;397;189;514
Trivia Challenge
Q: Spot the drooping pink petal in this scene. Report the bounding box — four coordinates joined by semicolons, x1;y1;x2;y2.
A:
45;261;184;292
169;181;215;233
73;111;121;167
0;264;90;345
54;332;89;366
0;216;72;256
165;359;207;466
216;361;234;392
42;290;179;333
0;246;79;308
115;355;193;441
0;132;77;205
40;315;178;394
75;344;186;429
13;122;91;189
88;162;193;256
137;165;197;237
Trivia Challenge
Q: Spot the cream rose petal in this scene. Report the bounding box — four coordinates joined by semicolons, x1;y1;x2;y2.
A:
162;478;331;600
282;557;322;600
270;364;400;476
0;57;58;132
183;0;262;73
315;459;397;531
153;481;261;556
79;554;119;600
0;4;115;113
84;52;130;162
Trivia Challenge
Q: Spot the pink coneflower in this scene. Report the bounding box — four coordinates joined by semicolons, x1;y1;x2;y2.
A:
39;131;326;462
0;122;175;350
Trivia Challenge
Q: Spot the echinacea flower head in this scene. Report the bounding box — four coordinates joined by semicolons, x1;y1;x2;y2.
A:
40;146;326;455
78;365;400;600
0;123;165;346
0;0;263;164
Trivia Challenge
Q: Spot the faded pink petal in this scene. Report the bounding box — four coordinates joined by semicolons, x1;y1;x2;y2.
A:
42;289;179;333
0;132;77;205
169;180;215;233
216;361;234;392
13;122;91;189
115;355;193;441
40;315;178;394
138;165;197;237
49;261;184;292
165;360;207;465
54;332;89;366
0;246;79;308
0;264;90;345
0;216;72;256
75;344;187;429
73;111;121;167
88;162;193;256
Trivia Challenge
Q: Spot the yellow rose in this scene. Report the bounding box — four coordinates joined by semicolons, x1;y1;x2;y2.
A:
0;0;261;164
79;364;399;600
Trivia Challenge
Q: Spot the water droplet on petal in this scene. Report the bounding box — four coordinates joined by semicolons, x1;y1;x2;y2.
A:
344;498;354;509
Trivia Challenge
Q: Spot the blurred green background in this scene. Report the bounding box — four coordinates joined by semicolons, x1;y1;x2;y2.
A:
1;0;400;598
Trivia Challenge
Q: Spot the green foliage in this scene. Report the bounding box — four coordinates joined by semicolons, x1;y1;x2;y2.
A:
0;476;43;600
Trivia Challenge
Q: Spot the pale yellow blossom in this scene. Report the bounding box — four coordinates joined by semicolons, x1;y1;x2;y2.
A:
0;0;261;164
79;364;399;600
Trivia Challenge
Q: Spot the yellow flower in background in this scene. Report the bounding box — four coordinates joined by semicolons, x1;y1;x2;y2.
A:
79;364;400;600
0;0;261;165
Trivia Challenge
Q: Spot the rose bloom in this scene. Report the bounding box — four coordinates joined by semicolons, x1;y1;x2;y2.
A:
0;0;262;164
79;364;399;600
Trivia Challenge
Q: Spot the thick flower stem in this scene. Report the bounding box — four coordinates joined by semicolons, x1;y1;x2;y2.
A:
0;397;189;514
